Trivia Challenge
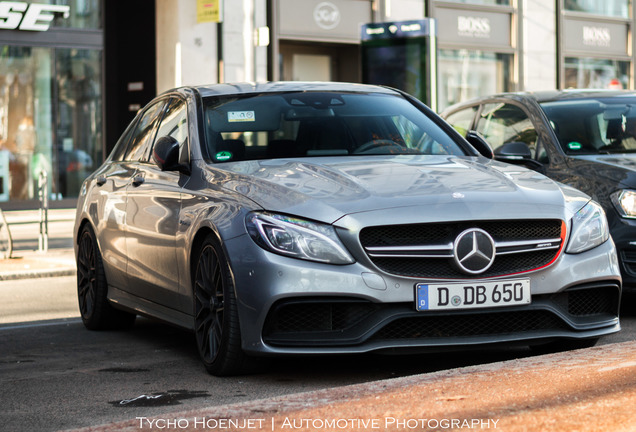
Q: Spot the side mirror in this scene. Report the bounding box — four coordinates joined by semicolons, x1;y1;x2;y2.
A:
494;141;532;161
465;131;494;159
152;136;190;175
494;141;544;172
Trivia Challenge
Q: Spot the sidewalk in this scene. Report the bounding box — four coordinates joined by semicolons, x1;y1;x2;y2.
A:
0;208;76;281
0;248;76;280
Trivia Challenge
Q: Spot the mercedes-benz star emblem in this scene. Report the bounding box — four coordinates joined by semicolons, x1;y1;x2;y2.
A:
453;228;496;275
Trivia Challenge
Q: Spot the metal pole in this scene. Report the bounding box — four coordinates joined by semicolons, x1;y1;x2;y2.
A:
217;21;224;83
38;170;49;252
0;208;13;259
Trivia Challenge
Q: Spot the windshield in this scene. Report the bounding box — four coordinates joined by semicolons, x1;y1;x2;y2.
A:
540;96;636;155
202;92;466;162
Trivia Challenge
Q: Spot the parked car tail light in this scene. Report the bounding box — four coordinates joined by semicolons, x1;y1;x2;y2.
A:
246;212;355;264
566;201;610;254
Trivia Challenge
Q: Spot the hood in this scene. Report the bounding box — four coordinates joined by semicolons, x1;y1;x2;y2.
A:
211;155;588;224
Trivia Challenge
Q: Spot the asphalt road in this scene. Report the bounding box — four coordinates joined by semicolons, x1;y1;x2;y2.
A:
1;276;635;432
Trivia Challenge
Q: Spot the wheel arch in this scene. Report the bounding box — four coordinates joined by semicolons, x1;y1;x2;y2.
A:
75;218;94;245
190;226;216;279
76;215;136;330
189;225;238;298
75;217;101;264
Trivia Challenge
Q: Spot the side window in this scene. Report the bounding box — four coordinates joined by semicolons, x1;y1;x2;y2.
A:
535;139;550;164
109;117;138;162
156;99;188;145
124;100;166;162
154;98;189;165
476;103;538;158
445;107;477;137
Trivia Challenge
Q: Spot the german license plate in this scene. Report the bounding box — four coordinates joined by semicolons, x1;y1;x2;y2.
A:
415;279;531;311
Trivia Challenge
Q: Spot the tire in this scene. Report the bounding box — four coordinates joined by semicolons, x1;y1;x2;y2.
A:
76;224;136;330
193;234;247;376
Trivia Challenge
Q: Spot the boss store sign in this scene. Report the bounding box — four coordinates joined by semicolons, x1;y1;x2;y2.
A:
434;6;512;50
0;1;70;31
563;17;628;57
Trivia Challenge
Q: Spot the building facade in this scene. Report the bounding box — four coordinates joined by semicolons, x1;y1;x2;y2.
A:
0;0;157;209
0;0;634;208
160;0;635;110
0;0;102;207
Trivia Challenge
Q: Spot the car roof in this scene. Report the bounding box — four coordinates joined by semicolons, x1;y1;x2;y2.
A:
185;82;400;98
455;89;636;106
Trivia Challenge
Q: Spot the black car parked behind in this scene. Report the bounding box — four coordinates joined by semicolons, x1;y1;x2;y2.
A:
442;90;636;291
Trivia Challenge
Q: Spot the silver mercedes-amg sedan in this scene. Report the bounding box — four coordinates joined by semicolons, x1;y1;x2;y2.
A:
74;82;621;376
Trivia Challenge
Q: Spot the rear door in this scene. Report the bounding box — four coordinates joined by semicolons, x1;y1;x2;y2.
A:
91;119;139;290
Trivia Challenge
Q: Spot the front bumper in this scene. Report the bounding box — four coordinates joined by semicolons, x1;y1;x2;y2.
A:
225;234;621;355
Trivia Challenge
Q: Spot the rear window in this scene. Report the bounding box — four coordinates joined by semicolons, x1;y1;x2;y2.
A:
202;92;466;163
540;96;636;154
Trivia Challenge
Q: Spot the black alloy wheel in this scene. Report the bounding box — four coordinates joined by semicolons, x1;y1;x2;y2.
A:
193;234;246;376
77;224;135;330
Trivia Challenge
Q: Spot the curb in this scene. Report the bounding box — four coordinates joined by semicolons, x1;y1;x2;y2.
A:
0;268;76;281
0;247;76;281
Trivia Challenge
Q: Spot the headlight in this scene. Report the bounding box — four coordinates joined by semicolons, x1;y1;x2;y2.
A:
611;189;636;218
246;212;355;264
566;201;610;254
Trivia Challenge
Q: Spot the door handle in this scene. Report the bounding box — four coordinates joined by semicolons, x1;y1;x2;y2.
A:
132;175;145;187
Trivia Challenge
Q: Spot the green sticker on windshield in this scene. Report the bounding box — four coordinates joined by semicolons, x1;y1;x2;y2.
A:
568;142;582;151
215;151;233;161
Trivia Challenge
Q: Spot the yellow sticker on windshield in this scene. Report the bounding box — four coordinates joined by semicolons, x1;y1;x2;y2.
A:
228;111;255;122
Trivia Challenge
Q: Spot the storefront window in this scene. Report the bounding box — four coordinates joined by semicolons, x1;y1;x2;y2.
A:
564;57;630;89
0;46;52;201
0;46;101;202
52;0;102;29
55;48;102;198
564;0;630;18
438;49;513;111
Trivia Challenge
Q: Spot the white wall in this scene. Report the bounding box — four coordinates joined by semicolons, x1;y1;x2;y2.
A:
521;0;557;91
155;0;268;93
223;0;268;83
379;0;425;21
156;0;219;92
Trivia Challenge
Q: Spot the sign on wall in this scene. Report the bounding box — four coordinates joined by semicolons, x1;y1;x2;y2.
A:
278;0;371;43
563;18;628;57
0;1;70;31
361;19;435;41
197;0;223;24
435;6;512;49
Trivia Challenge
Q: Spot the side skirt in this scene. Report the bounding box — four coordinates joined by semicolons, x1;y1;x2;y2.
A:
108;286;194;331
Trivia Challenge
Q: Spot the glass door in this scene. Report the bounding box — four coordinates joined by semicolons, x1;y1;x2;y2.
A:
0;45;102;202
0;46;52;201
54;48;102;198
